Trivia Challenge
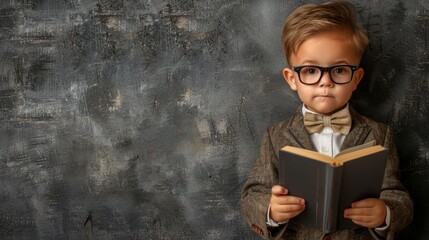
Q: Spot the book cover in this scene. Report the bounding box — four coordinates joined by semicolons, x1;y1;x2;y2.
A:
278;142;388;233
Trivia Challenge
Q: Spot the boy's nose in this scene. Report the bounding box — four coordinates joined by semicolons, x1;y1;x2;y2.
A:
318;71;334;87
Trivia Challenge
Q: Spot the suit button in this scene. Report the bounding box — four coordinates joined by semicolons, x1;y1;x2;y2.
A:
323;234;331;240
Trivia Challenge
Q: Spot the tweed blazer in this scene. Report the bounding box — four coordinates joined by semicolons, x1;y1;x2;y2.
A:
241;105;413;240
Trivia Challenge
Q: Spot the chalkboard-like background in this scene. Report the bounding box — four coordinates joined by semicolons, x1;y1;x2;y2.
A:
0;0;427;239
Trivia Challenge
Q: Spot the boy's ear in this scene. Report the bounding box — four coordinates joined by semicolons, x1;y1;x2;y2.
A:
352;67;364;90
283;68;297;91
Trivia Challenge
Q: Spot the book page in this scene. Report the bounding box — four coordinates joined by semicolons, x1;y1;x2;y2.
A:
335;140;376;157
334;145;385;164
281;146;334;164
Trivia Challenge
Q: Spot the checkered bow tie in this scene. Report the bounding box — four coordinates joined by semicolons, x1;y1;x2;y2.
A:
303;107;352;135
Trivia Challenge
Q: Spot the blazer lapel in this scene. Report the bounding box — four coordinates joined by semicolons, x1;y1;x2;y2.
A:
340;107;371;150
285;106;317;151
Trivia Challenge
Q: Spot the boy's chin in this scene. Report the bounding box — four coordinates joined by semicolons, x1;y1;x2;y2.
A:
306;105;348;116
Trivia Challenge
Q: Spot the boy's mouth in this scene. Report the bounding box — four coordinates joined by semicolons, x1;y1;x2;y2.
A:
317;90;334;98
316;94;334;98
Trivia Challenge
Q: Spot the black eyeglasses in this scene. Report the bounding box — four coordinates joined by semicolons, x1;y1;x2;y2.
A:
292;65;359;85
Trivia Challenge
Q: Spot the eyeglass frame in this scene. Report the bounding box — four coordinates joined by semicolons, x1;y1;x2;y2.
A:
291;65;359;85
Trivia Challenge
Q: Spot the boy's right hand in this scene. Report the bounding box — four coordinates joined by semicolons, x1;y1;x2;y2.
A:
270;185;306;223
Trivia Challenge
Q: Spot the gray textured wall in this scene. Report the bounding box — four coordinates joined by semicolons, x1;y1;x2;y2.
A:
0;0;427;239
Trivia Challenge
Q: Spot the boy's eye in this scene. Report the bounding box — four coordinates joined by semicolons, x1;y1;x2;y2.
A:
302;67;319;75
332;67;349;74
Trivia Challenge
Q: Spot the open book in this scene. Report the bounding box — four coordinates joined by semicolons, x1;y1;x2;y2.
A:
279;141;388;233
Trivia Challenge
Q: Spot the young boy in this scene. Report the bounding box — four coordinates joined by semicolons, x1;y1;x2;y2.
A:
240;1;413;240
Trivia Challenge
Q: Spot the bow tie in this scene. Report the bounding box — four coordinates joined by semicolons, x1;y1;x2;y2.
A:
303;107;352;135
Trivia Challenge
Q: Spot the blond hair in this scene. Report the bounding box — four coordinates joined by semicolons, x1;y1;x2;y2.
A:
282;1;369;64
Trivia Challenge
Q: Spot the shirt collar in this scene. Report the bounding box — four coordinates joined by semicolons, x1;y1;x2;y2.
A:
301;103;350;116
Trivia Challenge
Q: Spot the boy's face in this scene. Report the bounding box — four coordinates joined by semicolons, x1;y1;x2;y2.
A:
283;31;364;115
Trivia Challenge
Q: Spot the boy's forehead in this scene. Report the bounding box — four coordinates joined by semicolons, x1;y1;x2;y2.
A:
290;31;361;65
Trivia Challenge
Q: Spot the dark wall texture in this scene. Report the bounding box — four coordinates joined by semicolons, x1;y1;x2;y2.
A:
0;0;427;239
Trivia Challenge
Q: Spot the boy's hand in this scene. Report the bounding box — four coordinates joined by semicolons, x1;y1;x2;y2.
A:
344;198;387;228
270;185;306;223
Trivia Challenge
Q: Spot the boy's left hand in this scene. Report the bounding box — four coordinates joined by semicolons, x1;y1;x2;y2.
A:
344;198;387;228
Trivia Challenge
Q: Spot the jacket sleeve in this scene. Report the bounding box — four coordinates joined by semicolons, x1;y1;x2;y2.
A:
379;126;413;239
240;128;288;239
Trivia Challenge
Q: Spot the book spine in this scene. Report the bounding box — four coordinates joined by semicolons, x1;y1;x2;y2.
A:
322;165;343;233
